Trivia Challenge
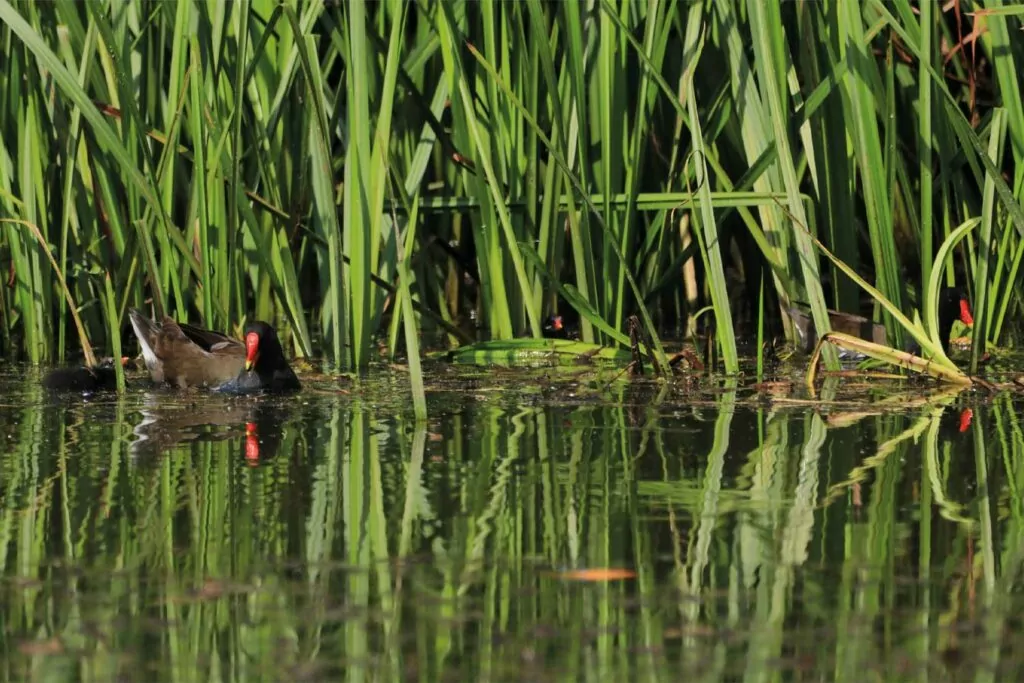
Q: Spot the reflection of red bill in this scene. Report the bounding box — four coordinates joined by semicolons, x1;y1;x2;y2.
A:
959;408;973;434
245;422;260;464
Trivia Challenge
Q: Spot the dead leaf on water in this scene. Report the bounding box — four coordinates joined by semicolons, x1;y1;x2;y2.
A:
551;568;637;582
18;637;64;656
169;579;256;603
751;380;792;394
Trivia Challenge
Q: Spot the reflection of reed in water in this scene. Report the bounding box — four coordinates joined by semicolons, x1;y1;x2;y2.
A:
129;393;288;461
11;368;1023;682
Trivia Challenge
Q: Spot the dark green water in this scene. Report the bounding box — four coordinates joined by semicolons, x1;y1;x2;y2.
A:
2;364;1023;682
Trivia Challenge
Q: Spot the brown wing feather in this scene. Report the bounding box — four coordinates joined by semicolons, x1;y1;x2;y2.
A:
178;321;245;353
129;311;245;388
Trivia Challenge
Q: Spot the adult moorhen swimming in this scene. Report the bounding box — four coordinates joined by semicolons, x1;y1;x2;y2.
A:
542;315;569;339
541;312;582;340
787;287;973;356
128;310;300;394
129;309;246;389
214;321;301;395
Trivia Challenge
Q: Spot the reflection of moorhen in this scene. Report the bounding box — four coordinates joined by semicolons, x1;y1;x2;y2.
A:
42;357;128;393
787;287;973;355
129;311;300;394
213;321;301;395
129;309;245;389
130;395;288;459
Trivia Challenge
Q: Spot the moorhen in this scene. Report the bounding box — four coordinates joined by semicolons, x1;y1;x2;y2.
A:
541;313;582;340
213;321;301;395
42;357;128;393
787;287;974;356
129;309;245;389
128;310;300;394
542;315;569;339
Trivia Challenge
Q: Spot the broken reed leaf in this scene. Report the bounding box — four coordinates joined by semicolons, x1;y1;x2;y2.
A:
805;332;971;390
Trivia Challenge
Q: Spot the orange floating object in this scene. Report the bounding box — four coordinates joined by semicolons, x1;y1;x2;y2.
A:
553;568;637;582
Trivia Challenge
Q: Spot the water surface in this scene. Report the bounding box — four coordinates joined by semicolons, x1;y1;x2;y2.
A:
2;364;1023;681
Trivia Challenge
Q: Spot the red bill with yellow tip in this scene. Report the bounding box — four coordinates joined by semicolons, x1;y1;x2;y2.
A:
245;332;260;371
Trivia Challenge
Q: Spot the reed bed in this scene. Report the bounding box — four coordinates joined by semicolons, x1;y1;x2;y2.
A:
0;0;1021;383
